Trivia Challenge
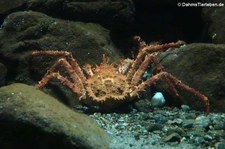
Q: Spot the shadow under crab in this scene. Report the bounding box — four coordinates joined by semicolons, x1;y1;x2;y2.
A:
31;36;209;113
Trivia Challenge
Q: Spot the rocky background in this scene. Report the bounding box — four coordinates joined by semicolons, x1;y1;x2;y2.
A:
0;0;225;148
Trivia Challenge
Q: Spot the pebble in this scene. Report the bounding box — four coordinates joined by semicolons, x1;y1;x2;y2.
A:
89;106;225;149
164;133;181;142
194;136;206;145
182;119;194;129
146;123;163;132
151;92;166;107
167;118;183;125
194;115;210;128
215;142;225;149
181;104;190;112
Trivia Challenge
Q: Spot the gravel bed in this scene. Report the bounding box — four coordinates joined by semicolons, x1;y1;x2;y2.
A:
89;106;225;149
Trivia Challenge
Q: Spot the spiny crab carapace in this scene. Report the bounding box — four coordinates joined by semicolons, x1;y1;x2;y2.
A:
32;36;209;113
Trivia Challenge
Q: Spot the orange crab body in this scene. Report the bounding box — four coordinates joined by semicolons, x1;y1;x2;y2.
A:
85;62;130;101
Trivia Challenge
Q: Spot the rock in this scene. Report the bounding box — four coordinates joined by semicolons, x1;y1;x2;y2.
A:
0;0;135;31
181;104;190;112
156;43;225;112
208;114;225;130
194;115;210;130
134;98;152;113
204;134;213;142
167;118;183;126
0;83;110;149
215;142;225;149
164;133;181;142
202;1;225;43
182;119;194;129
194;137;206;146
151;92;166;107
0;62;7;86
152;114;168;124
145;123;163;132
0;0;26;17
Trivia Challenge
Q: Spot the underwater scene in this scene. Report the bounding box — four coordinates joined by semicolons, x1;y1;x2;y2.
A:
0;0;225;149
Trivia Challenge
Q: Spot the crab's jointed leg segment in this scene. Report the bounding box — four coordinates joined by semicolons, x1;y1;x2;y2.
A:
130;55;153;86
126;36;185;83
67;55;86;83
151;56;179;96
130;71;209;114
130;54;179;96
38;72;85;99
32;50;86;82
32;50;71;57
32;50;87;98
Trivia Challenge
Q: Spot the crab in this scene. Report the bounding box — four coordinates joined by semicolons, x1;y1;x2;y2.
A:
32;36;209;113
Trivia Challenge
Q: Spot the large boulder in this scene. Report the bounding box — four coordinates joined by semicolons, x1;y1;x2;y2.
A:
155;43;225;112
202;1;225;43
0;11;123;83
0;0;26;17
0;0;135;31
28;0;135;30
0;83;110;149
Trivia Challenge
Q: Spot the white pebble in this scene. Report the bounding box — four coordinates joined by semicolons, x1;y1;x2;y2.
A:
151;92;166;107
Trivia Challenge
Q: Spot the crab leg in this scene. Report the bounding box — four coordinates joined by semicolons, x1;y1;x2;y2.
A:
126;37;184;83
32;50;71;57
38;72;85;99
130;54;154;86
150;57;179;96
32;50;86;82
67;55;86;83
130;71;209;114
36;57;86;99
130;54;178;96
126;47;146;82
